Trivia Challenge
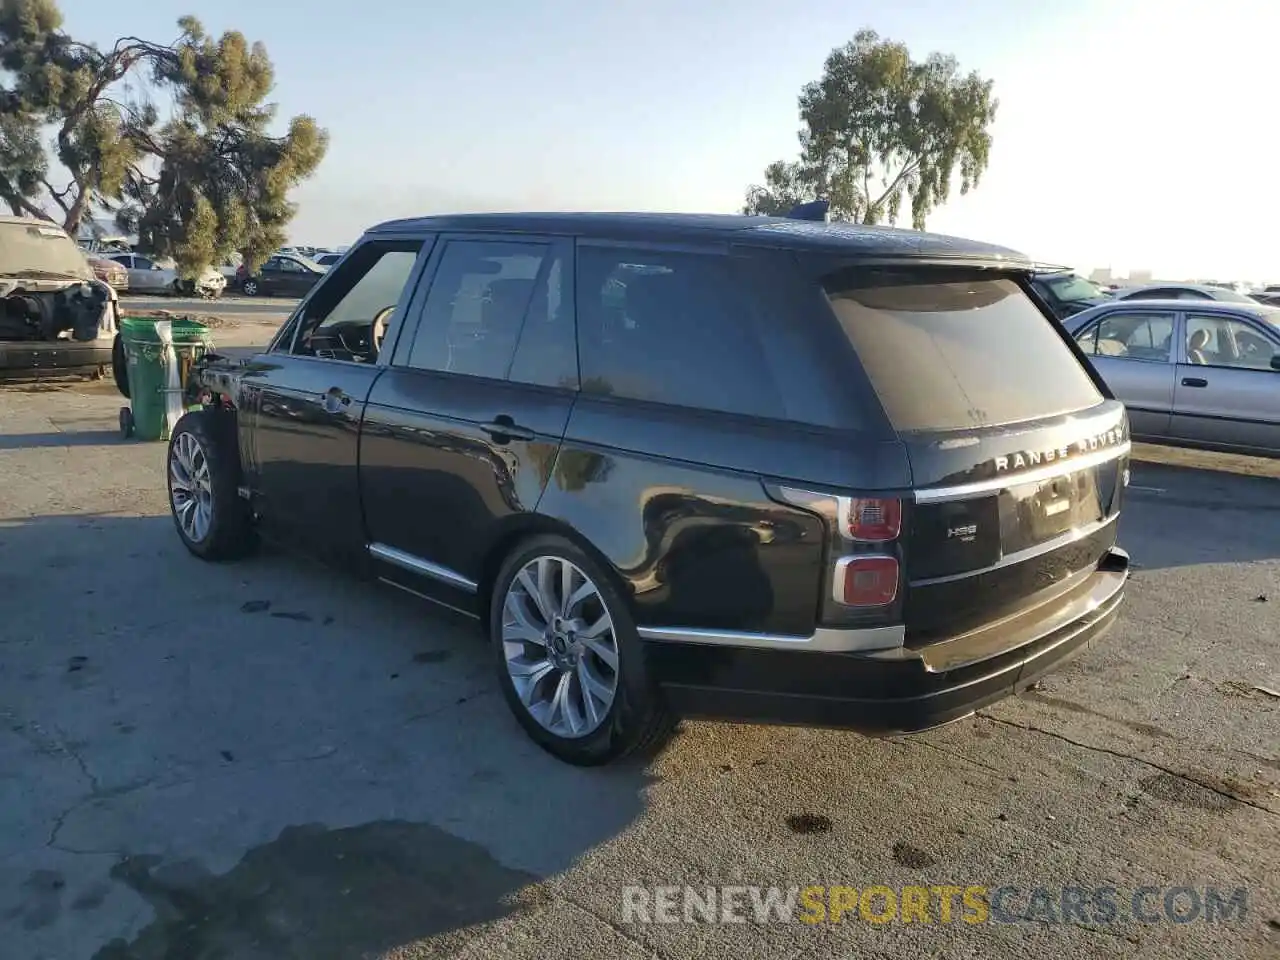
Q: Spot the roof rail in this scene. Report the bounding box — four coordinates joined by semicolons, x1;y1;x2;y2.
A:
785;200;830;222
1028;262;1075;274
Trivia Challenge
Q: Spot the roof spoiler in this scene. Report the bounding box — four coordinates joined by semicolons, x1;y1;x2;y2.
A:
785;200;830;222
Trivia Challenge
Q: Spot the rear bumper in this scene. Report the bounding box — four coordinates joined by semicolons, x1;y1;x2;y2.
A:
0;338;114;371
645;546;1129;734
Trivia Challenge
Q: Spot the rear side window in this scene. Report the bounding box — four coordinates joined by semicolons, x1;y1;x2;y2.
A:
824;271;1104;432
576;245;786;419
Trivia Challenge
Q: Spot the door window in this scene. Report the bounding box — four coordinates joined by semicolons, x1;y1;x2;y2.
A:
1077;312;1174;361
575;245;786;419
134;256;154;270
287;239;424;362
406;239;568;383
1185;315;1280;370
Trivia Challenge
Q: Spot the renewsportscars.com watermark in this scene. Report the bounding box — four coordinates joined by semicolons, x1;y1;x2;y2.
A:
620;885;1250;926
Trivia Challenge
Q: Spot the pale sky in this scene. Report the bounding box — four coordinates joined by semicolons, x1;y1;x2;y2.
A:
62;0;1279;281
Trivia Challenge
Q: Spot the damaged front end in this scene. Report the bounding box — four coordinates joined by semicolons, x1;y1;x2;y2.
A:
0;218;119;372
184;350;249;412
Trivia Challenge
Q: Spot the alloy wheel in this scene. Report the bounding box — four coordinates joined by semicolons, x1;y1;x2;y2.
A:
501;556;620;739
170;432;213;543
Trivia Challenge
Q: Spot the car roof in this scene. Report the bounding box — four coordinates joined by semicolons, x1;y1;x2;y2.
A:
1064;298;1280;328
1118;282;1228;295
366;212;1030;266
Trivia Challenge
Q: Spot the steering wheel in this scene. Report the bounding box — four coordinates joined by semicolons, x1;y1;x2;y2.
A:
371;305;396;355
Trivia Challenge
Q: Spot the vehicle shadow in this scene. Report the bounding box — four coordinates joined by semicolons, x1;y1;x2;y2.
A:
0;512;655;959
0;429;122;450
1121;459;1280;569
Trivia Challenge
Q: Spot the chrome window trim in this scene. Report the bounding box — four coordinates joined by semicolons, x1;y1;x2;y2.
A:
913;443;1130;504
368;542;478;593
636;624;904;653
909;513;1119;587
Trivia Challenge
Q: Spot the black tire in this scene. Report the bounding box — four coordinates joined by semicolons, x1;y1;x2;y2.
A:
241;278;259;296
111;333;130;399
166;410;254;562
118;406;133;439
489;535;676;765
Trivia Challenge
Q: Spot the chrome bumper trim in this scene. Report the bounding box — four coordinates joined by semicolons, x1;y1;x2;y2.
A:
636;624;905;653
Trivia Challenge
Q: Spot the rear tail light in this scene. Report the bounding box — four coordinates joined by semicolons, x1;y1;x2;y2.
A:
841;497;902;542
834;556;899;606
774;487;907;617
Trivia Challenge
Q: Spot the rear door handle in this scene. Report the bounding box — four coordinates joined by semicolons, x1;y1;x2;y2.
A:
1181;377;1208;388
479;415;535;443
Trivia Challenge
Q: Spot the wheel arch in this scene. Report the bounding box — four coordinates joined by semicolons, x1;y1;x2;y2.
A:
475;514;632;624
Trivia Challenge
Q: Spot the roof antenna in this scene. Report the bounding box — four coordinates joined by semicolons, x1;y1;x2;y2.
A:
785;199;830;222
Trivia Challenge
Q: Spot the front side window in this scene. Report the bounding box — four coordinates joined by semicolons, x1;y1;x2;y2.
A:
1185;315;1280;370
1083;311;1175;362
287;239;424;362
406;239;568;383
575;245;786;419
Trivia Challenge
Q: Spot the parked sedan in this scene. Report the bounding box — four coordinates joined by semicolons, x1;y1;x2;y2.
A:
106;253;226;298
239;254;326;297
1112;282;1259;304
1030;270;1112;319
1065;300;1280;456
87;256;128;291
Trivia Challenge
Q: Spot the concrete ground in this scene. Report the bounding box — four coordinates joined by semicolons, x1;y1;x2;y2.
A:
0;372;1276;959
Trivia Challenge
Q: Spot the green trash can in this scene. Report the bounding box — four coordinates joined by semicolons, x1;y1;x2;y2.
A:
117;317;214;441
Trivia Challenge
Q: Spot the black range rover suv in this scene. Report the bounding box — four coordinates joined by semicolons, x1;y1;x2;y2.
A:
169;212;1130;765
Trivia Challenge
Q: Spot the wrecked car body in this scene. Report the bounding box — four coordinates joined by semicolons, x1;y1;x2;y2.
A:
0;216;120;373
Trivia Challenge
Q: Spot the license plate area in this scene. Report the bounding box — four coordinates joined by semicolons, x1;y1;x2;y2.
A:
999;467;1106;555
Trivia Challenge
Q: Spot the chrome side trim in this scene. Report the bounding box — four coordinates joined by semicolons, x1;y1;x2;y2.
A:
913;443;1131;504
368;542;478;593
910;513;1119;587
636;624;905;654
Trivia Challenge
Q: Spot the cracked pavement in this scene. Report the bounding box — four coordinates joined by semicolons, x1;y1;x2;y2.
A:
0;371;1277;959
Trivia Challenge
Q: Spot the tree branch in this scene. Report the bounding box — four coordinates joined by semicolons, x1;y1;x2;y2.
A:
38;179;72;216
869;158;921;213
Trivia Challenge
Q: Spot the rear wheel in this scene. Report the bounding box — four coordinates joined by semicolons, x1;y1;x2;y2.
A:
490;536;676;765
167;411;254;561
241;278;259;296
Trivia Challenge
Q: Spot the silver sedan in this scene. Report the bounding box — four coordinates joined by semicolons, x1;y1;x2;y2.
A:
1064;299;1280;457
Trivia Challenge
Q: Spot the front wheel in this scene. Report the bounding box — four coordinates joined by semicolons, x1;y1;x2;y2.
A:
167;411;254;561
490;536;676;765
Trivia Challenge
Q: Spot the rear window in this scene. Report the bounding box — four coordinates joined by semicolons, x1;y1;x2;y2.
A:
823;270;1104;432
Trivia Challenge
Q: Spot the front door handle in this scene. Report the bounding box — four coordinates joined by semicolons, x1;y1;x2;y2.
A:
479;415;535;443
321;386;352;413
1181;377;1208;388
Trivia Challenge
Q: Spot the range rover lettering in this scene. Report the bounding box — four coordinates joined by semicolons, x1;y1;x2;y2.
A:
165;210;1130;765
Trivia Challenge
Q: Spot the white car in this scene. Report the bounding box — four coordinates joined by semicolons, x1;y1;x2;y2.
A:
107;253;226;298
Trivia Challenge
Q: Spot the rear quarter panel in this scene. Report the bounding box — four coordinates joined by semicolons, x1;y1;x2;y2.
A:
536;396;911;636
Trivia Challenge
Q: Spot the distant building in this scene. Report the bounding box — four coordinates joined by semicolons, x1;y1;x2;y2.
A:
1089;267;1113;284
